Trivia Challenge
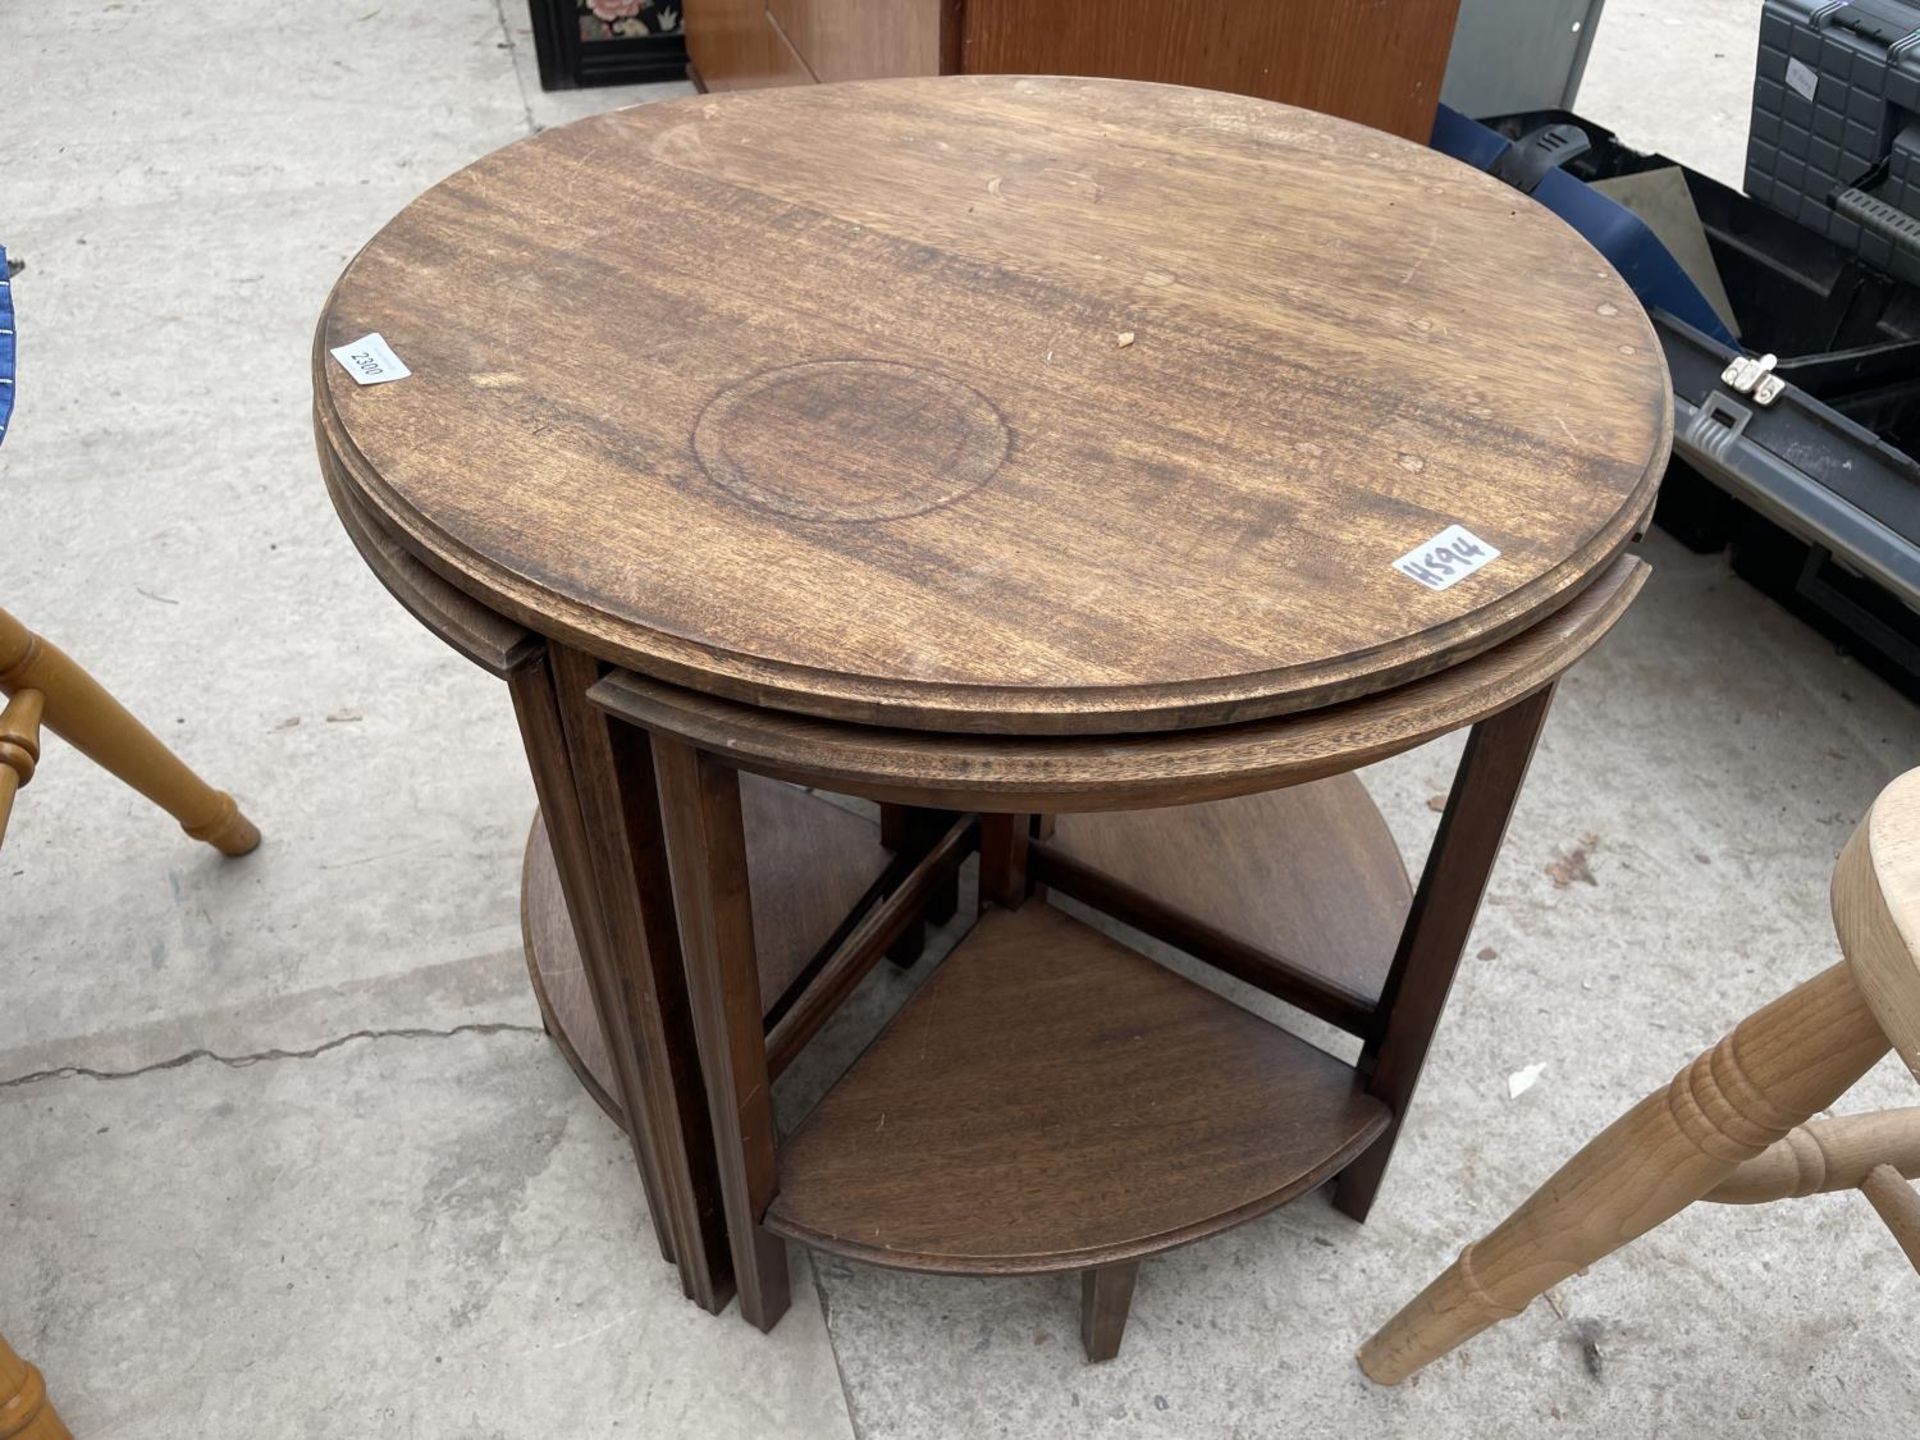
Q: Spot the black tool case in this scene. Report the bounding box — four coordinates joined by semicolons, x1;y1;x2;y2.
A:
1484;110;1920;697
1747;0;1920;286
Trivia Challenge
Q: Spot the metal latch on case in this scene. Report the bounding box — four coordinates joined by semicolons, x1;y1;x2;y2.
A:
1721;353;1784;407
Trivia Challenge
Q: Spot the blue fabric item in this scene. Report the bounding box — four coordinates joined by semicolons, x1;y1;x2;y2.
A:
1429;105;1738;348
0;243;13;448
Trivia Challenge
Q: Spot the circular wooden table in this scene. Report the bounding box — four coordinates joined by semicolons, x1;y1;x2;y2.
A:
315;76;1670;1361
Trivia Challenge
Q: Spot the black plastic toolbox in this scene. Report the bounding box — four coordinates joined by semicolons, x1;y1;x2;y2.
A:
1478;110;1920;696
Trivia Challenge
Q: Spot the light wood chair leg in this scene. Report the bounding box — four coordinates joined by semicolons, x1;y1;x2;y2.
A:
0;1331;72;1440
1704;1106;1920;1202
1357;961;1891;1385
0;607;258;855
1708;1108;1920;1273
1860;1164;1920;1271
0;688;44;851
1080;1260;1140;1363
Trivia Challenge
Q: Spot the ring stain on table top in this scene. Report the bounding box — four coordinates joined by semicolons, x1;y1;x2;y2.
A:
693;360;1010;523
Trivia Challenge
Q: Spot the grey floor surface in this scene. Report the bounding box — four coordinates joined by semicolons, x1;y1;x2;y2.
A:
4;2;1915;1436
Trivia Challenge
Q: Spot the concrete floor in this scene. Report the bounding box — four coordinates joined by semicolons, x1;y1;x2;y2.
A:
1581;0;1766;189
3;2;1915;1436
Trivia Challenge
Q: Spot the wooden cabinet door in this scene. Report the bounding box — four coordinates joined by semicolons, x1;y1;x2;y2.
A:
960;0;1464;142
766;0;945;82
688;0;814;90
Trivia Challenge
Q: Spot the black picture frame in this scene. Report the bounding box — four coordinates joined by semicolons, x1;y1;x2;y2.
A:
528;0;689;91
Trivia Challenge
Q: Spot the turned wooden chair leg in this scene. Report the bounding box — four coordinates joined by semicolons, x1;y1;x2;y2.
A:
1861;1165;1920;1270
0;1331;72;1440
1365;768;1920;1385
0;607;258;855
1702;1106;1920;1272
1701;1106;1920;1202
0;688;44;850
1080;1260;1140;1363
1358;961;1891;1385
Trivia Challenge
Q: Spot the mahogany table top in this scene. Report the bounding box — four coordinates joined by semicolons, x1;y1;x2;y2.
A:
316;76;1669;735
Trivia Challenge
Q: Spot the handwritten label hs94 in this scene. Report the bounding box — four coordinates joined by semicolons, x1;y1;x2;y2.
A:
1393;524;1499;591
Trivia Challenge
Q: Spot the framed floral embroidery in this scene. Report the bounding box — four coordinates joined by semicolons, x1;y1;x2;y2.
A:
528;0;687;90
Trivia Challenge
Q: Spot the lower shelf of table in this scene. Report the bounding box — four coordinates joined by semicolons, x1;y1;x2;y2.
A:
523;776;1412;1137
766;901;1391;1274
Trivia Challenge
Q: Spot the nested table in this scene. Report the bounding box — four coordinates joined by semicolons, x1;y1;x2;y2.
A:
314;76;1670;1360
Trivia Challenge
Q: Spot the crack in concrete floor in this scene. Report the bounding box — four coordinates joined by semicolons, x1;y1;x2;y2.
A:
0;1021;547;1090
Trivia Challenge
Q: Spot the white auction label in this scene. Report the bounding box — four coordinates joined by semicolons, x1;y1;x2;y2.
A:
1393;524;1500;591
1785;57;1819;103
330;332;412;385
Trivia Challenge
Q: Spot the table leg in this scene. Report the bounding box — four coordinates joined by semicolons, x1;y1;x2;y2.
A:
544;646;735;1312
879;802;910;850
1080;1261;1140;1362
877;803;928;962
919;810;962;926
880;806;962;960
978;812;1031;912
507;649;678;1266
1335;683;1557;1221
652;734;793;1332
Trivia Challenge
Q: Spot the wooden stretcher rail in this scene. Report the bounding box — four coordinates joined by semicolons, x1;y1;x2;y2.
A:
1028;842;1378;1035
764;813;977;1077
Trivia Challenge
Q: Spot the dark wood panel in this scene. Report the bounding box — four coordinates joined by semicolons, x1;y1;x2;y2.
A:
523;804;624;1126
768;903;1390;1273
961;0;1464;142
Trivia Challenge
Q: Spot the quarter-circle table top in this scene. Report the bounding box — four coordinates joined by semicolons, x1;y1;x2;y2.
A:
316;75;1670;736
